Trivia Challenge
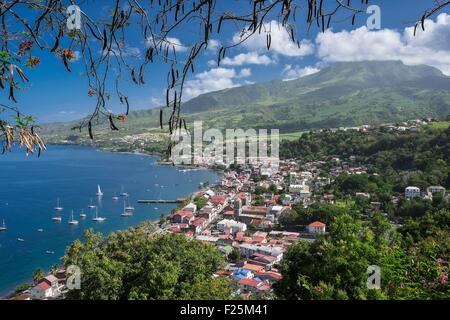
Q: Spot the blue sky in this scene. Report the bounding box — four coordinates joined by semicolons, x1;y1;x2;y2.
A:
3;0;448;123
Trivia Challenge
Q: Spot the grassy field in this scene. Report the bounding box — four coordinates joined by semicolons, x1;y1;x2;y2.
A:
280;131;306;141
428;121;450;130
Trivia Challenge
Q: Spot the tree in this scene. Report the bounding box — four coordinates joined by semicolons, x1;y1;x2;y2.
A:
0;1;439;155
32;268;45;284
228;249;241;263
62;228;231;300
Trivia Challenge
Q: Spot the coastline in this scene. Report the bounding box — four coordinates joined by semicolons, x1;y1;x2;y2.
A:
0;145;221;299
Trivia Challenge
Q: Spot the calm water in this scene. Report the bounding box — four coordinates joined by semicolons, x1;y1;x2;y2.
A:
0;145;220;296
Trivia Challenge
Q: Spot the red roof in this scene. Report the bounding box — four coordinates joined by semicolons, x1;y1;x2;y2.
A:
174;211;193;218
210;196;226;205
191;218;208;227
242;263;264;272
239;278;261;287
38;282;51;290
255;271;282;280
309;221;326;228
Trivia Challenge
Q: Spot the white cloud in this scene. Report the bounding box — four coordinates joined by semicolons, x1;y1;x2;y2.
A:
316;13;450;75
206;39;221;52
166;37;188;52
282;65;320;80
233;20;315;57
183;67;251;100
221;52;273;66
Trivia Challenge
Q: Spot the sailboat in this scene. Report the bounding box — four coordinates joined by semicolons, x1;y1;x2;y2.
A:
125;199;135;211
68;210;79;225
54;198;63;211
96;184;104;197
92;207;106;222
80;209;86;219
112;193;119;201
121;201;133;217
51;216;62;222
88;198;96;209
120;185;129;197
17;238;25;242
0;219;6;232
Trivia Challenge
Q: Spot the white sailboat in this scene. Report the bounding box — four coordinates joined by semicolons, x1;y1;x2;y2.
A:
96;184;104;196
80;209;87;219
92;207;106;222
120;185;129;197
51;216;62;222
112;193;119;201
54;198;63;211
88;198;96;209
125;199;135;211
68;210;79;225
0;219;6;231
121;201;133;217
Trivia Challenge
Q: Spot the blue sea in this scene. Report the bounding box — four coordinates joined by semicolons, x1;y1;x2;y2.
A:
0;145;220;296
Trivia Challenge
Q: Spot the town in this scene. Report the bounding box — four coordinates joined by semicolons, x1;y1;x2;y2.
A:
11;117;448;300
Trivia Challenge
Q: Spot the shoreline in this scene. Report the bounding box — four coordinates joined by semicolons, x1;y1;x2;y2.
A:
0;145;221;299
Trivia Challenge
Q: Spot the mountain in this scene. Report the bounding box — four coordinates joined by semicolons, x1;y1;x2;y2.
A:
178;60;450;131
42;60;450;139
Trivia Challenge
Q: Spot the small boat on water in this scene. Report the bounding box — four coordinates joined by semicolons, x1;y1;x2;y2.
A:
0;219;6;232
17;238;25;242
37;228;44;232
88;198;96;209
52;216;62;222
46;250;55;255
68;211;79;225
54;198;63;211
80;210;87;219
120;186;129;197
92;207;106;222
96;184;104;197
112;193;119;201
121;201;133;217
125;200;135;211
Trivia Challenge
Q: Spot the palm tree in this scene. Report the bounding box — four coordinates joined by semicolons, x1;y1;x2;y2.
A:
32;268;45;284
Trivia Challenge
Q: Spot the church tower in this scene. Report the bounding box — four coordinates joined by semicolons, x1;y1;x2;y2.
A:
233;197;242;221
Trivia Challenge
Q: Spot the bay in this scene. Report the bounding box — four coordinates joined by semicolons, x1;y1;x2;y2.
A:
0;145;220;296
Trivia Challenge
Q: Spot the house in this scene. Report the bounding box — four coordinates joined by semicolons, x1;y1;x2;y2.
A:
308;221;326;234
190;217;208;233
183;202;197;213
217;219;247;234
427;186;446;197
171;211;194;224
30;275;61;300
210;196;227;207
238;278;265;294
242;263;265;273
30;282;53;300
242;206;267;216
255;271;282;283
405;186;421;200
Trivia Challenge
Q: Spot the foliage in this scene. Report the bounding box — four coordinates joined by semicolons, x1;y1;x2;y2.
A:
62;228;231;300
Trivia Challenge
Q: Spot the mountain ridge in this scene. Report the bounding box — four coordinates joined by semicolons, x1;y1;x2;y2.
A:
42;60;450;137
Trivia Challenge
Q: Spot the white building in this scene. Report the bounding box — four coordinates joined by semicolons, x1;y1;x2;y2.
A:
405;187;421;200
217;219;247;234
308;221;326;234
427;186;446;197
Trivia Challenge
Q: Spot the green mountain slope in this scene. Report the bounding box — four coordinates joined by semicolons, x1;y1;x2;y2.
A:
42;60;450;140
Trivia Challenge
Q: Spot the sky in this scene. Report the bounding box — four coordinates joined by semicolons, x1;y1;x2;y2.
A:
3;0;449;123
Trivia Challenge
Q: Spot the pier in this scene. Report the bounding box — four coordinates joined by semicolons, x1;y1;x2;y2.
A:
138;199;183;204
